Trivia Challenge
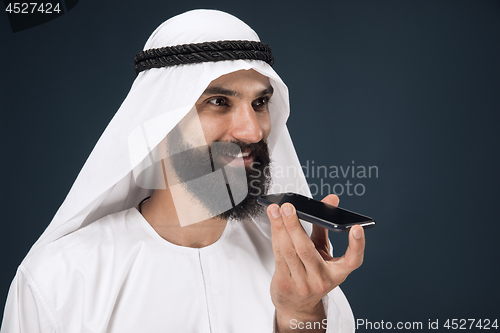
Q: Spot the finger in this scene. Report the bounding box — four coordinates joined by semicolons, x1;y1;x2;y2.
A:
343;225;365;273
310;195;340;255
310;225;332;261
280;203;324;273
268;204;306;279
321;194;340;207
268;205;290;274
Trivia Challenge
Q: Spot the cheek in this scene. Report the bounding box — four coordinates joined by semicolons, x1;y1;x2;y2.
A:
197;113;227;143
259;113;272;140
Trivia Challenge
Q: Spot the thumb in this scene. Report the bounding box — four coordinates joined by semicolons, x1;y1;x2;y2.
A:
343;225;365;271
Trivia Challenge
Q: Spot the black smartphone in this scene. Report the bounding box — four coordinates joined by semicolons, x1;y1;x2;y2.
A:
258;193;376;232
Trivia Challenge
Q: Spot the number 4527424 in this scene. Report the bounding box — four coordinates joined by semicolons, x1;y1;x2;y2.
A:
5;3;61;14
443;319;498;330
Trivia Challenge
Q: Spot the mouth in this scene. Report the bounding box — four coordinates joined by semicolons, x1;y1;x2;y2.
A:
241;150;254;167
221;149;254;167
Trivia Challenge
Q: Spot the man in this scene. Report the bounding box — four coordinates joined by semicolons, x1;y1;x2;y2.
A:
1;9;364;332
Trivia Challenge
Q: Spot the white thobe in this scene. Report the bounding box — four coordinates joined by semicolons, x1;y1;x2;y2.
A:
1;208;354;332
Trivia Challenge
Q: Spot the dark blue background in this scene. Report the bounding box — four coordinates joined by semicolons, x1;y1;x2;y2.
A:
1;1;499;331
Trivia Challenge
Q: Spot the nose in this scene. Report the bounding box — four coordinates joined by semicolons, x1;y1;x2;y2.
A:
229;103;265;144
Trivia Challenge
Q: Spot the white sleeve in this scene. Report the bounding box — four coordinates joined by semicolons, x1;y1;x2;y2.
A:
323;287;355;333
323;233;355;333
1;267;58;333
272;288;355;333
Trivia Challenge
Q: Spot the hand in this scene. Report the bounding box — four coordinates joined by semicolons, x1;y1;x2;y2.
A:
268;194;365;332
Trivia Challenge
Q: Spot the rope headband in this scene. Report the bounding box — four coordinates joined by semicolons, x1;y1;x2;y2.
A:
134;40;274;75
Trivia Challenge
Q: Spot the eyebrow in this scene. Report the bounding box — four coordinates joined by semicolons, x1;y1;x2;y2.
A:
201;85;274;98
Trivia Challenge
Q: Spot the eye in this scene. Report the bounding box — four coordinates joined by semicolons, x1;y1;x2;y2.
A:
252;96;270;110
207;97;228;106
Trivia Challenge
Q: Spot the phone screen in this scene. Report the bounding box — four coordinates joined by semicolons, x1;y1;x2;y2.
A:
258;193;375;231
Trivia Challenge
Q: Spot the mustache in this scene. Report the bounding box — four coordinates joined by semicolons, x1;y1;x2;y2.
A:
209;139;267;155
209;140;269;169
163;140;269;185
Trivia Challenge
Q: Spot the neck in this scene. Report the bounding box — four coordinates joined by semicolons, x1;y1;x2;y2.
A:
139;187;228;248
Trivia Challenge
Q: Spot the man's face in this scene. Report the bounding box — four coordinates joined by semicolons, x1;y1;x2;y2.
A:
164;69;273;222
194;69;273;156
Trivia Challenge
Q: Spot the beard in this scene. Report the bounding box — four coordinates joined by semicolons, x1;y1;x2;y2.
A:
215;140;272;221
165;124;271;222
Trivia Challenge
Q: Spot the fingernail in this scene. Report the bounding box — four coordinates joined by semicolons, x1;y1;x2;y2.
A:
281;204;294;217
269;205;280;218
353;226;362;239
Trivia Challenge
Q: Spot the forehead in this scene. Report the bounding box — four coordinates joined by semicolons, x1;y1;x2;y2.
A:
201;69;272;96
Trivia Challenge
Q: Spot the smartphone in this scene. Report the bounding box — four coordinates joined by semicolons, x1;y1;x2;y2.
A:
258;193;376;232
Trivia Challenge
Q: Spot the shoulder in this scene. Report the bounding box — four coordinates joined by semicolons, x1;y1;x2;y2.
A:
21;208;145;290
17;208;150;324
26;209;134;256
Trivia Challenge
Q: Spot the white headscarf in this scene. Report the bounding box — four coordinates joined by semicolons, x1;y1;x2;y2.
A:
26;9;312;256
